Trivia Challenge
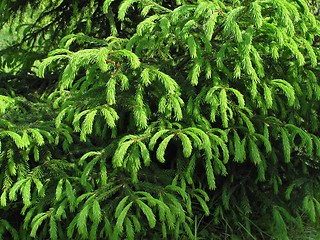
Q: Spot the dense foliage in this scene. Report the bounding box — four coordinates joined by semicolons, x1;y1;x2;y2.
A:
1;0;320;239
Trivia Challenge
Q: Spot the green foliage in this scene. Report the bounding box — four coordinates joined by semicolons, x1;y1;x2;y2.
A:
1;0;320;239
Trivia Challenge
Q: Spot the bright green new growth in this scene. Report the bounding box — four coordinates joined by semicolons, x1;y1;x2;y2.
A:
1;0;320;239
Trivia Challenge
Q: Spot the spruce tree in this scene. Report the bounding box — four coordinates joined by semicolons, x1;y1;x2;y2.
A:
1;0;320;239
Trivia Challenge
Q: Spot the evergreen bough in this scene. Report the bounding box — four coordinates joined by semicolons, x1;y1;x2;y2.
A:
1;0;320;239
